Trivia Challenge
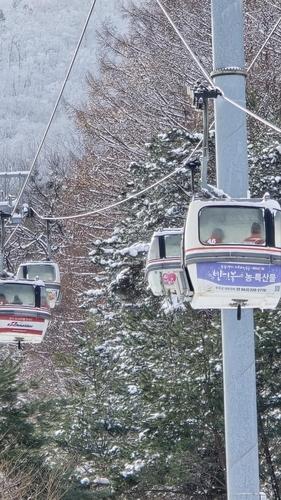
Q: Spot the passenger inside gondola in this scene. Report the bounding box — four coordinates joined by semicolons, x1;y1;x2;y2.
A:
12;295;22;305
200;206;266;245
244;222;265;245
0;294;7;305
206;228;225;245
0;284;34;306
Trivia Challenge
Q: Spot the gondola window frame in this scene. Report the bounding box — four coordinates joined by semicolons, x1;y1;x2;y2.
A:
198;205;267;247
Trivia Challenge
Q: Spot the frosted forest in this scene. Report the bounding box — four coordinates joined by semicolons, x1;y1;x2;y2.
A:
0;1;280;499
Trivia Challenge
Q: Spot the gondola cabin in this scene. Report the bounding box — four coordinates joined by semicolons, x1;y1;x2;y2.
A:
16;261;61;309
184;195;281;310
146;228;191;299
0;279;51;344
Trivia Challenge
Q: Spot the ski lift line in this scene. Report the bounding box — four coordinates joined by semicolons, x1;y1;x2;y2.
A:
247;14;281;72
155;0;214;87
11;0;99;217
157;0;280;82
264;0;281;12
221;94;281;135
28;140;203;221
7;3;281;226
0;171;29;177
155;0;281;136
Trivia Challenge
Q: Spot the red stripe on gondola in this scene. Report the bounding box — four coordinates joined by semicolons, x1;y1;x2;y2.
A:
147;257;180;263
0;306;50;312
185;245;281;254
0;328;43;335
0;315;45;322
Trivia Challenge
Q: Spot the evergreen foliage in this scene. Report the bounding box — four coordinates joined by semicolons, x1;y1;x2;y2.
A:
2;1;281;498
0;357;69;499
0;357;39;454
52;130;281;499
56;130;226;498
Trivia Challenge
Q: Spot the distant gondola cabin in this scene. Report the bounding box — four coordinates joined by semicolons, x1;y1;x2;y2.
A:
16;261;61;309
0;280;50;344
146;228;191;299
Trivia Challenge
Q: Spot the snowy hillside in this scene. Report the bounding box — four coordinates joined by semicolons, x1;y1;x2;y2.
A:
0;0;128;168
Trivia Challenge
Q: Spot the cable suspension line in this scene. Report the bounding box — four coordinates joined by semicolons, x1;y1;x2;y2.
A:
221;94;281;134
11;0;99;217
5;0;99;249
6;1;281;230
155;0;281;136
155;0;214;87
30;139;203;221
247;14;281;72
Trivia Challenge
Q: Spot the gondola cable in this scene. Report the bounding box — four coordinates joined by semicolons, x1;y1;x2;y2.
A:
155;0;281;135
6;0;281;226
22;3;281;222
247;14;281;72
29;138;203;221
5;0;99;247
155;0;214;87
11;0;99;218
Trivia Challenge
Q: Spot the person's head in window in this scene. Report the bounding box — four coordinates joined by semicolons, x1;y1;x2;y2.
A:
206;228;224;245
244;222;265;245
0;294;7;305
12;295;22;305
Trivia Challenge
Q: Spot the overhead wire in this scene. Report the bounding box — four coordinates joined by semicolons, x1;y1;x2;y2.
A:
6;0;281;225
247;14;281;72
220;94;281;134
5;0;99;247
30;137;203;221
155;0;281;135
11;0;99;217
155;0;214;87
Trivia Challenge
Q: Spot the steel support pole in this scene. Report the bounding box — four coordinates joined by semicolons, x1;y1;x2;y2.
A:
46;219;52;261
201;101;209;189
211;1;260;499
0;217;5;275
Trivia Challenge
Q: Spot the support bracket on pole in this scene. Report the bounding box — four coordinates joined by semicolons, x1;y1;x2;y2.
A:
186;159;201;193
190;82;222;110
187;83;221;189
46;219;52;261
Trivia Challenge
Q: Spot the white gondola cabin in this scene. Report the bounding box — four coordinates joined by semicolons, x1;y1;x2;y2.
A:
146;228;191;299
16;261;61;309
184;195;281;310
0;279;51;344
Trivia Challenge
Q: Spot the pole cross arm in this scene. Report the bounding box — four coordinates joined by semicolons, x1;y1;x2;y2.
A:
0;202;12;218
189;83;222;110
0;171;29;177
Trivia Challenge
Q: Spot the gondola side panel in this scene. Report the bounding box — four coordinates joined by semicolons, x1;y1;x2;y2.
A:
0;307;50;344
189;260;281;309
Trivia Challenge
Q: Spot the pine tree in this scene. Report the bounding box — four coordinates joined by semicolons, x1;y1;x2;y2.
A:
0;356;69;499
54;128;281;498
55;130;226;498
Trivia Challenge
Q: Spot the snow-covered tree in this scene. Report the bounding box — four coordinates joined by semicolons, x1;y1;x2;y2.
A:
53;130;226;498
